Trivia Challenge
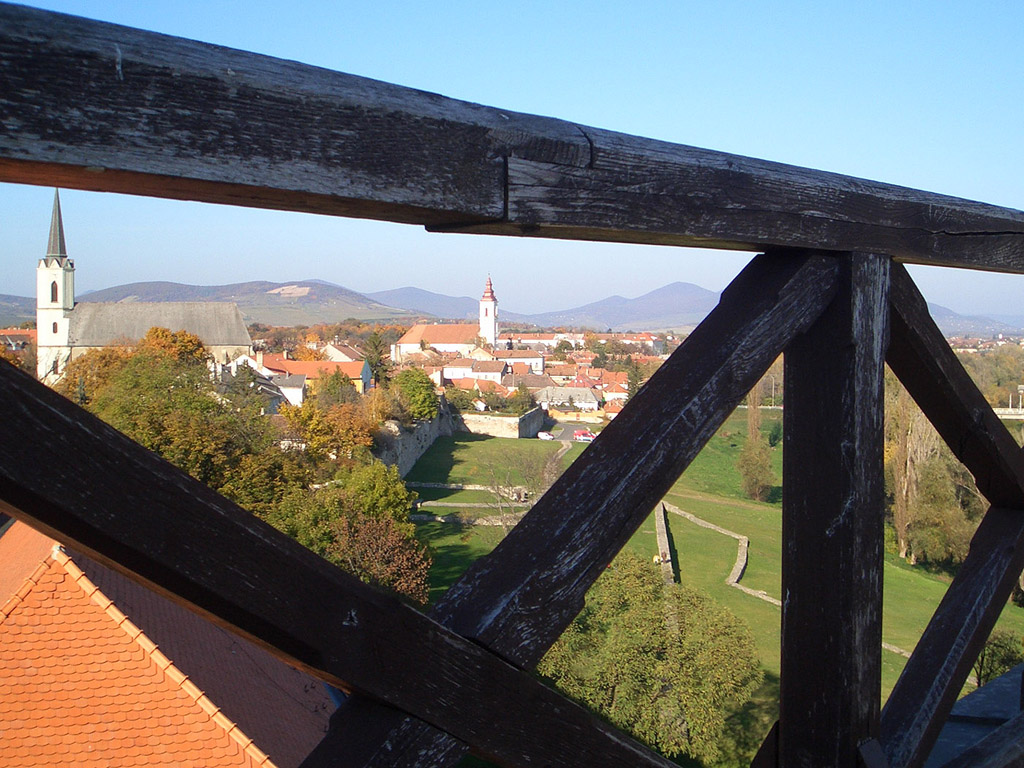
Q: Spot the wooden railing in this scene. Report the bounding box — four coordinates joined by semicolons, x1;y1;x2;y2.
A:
3;5;1024;767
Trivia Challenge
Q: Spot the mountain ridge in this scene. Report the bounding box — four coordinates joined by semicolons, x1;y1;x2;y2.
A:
2;280;1021;338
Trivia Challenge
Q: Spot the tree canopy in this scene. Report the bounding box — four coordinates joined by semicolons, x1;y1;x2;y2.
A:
538;553;762;763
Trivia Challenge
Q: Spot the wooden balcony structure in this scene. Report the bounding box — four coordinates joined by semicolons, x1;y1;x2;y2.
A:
3;5;1024;766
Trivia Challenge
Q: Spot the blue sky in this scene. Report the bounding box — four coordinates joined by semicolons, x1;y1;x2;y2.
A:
2;1;1023;316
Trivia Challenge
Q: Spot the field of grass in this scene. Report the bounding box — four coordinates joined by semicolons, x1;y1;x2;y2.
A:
410;416;1024;765
405;433;561;486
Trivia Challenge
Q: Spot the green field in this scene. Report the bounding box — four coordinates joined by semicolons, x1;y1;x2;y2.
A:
405;433;561;486
410;415;1024;765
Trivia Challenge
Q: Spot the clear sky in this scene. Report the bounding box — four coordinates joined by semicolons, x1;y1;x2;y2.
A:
2;1;1023;316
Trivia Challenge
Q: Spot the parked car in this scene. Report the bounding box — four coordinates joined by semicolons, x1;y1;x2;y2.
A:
537;431;555;440
573;429;597;443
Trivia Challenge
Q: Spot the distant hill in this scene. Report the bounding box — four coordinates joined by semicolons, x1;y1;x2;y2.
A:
926;304;1024;337
77;280;419;326
7;278;1024;338
521;281;721;332
0;294;34;328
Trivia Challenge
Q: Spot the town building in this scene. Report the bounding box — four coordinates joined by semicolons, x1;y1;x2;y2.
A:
36;191;252;384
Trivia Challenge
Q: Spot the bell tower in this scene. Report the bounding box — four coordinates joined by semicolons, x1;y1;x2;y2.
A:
478;276;498;348
36;189;75;382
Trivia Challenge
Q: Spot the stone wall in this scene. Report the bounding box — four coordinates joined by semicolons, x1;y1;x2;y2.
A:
458;406;544;439
375;405;457;478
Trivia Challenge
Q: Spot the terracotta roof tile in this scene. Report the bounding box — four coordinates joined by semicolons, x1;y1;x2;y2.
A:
0;524;278;768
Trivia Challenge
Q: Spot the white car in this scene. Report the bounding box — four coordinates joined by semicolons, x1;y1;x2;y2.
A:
537;431;555;440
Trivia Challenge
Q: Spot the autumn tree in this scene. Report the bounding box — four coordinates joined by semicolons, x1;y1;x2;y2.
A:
279;400;374;463
737;380;774;501
538;553;762;763
54;346;131;404
139;326;208;364
263;463;427;603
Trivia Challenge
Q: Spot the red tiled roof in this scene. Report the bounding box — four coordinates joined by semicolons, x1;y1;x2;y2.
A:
0;522;334;767
397;324;479;346
0;524;274;767
262;357;366;380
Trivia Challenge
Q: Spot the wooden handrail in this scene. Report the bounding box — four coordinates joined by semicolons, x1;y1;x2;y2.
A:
2;3;1024;270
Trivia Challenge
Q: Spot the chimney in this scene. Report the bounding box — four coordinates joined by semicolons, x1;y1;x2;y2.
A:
256;350;264;368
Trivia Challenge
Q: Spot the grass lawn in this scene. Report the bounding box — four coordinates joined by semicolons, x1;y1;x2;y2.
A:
413;487;498;504
405;433;561;486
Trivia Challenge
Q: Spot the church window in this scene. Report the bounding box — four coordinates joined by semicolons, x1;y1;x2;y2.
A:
52;322;58;333
51;359;58;374
484;308;488;316
50;281;58;303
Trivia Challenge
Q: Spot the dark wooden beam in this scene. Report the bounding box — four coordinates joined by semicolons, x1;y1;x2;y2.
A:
881;266;1024;768
3;4;1024;270
780;253;889;766
0;360;678;768
886;263;1024;508
305;251;843;767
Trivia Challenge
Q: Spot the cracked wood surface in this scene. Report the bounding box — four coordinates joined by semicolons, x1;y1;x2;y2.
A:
3;4;1024;270
304;252;841;767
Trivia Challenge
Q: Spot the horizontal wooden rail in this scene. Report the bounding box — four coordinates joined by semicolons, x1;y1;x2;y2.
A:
308;251;841;766
0;361;677;768
2;4;1024;271
882;265;1024;767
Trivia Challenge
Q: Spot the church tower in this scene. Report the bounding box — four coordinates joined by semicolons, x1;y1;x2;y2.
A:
478;276;498;348
36;189;75;382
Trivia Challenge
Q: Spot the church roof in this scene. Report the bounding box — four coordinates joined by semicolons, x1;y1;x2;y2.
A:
68;302;252;348
397;323;480;346
46;189;67;258
0;521;333;767
481;276;496;302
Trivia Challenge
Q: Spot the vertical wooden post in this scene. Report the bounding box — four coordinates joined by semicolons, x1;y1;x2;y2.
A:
780;253;890;767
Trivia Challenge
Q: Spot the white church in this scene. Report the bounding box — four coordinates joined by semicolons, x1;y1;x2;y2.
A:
36;191;252;384
390;277;500;362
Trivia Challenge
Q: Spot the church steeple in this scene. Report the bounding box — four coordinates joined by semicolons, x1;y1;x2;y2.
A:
478;275;498;348
46;189;67;259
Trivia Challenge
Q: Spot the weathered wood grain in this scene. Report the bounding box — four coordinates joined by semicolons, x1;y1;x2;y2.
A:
307;252;842;767
780;253;889;767
3;4;1024;270
880;268;1024;768
0;360;680;768
886;263;1024;508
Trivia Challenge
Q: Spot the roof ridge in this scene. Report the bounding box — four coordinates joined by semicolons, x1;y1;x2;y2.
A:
51;546;277;767
0;554;57;622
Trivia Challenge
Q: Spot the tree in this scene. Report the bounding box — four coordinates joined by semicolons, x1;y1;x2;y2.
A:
506;383;535;416
538;553;762;763
737;381;774;501
315;369;359;408
54;346;131;404
279;400;374;463
263;462;428;603
363;329;392;386
626;358;642;399
551;340;573;361
393;367;439;421
974;629;1024;686
139;326;208;364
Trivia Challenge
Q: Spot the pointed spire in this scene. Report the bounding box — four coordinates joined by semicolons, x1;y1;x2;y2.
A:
46;189;67;258
481;275;496;302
